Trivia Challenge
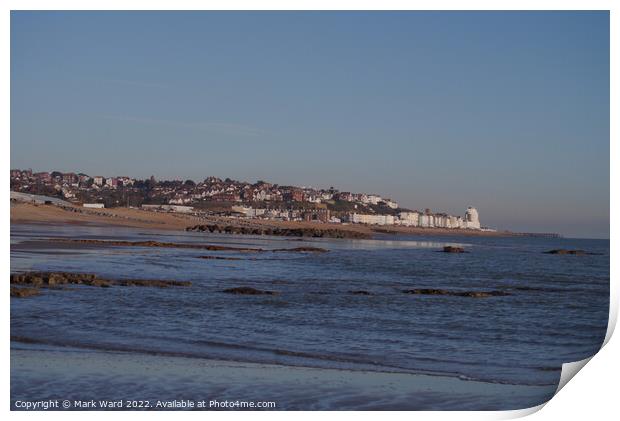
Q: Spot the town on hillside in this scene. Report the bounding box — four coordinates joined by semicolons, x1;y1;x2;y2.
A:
10;168;488;230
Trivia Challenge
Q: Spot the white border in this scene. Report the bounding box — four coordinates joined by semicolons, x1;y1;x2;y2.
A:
3;2;616;420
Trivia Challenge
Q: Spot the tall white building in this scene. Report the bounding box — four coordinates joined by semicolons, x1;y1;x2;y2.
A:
464;207;481;229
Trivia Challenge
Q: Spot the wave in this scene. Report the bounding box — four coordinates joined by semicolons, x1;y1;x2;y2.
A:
10;335;559;387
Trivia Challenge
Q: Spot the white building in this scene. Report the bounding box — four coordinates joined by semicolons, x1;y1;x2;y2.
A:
398;211;419;227
464;207;481;229
419;214;434;228
231;206;266;218
350;213;395;226
434;214;448;228
83;203;105;209
360;195;383;205
141;204;194;213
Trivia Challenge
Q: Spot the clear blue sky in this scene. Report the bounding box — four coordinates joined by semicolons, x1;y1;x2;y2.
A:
10;11;609;238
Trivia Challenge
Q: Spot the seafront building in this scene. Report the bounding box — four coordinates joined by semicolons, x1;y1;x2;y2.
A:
349;207;482;230
350;213;395;226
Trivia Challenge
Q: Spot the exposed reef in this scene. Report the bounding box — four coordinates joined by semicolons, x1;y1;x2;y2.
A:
186;224;370;239
222;287;278;295
544;249;601;256
45;238;329;253
10;271;191;297
402;288;509;298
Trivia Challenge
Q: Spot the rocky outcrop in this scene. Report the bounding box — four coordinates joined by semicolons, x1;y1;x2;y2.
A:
10;286;41;298
222;286;278;295
196;255;245;260
47;238;264;252
46;238;329;253
114;279;191;288
10;271;191;297
544;249;600;255
271;247;329;253
11;272;110;288
402;288;509;298
441;246;466;253
186;224;370;239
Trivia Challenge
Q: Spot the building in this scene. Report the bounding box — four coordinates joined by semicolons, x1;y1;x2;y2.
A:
106;177;119;188
93;176;104;186
335;192;354;202
398;211;419;227
283;190;305;202
302;208;330;223
34;172;51;182
141;204;194;213
62;173;78;184
419;214;433;228
464;207;481;229
83;203;105;209
350;213;395;226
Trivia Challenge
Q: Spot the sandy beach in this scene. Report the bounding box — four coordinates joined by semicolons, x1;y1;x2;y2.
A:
10;202;516;237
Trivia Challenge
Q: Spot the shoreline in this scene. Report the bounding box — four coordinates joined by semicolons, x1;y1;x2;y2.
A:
11;202;527;238
11;344;556;410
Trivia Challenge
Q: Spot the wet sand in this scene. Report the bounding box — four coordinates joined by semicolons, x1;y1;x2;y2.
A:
11;346;555;410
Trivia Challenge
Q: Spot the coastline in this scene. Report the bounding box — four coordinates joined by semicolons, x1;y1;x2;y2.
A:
11;202;521;238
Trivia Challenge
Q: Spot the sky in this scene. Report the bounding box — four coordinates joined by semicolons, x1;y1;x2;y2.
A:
10;11;610;238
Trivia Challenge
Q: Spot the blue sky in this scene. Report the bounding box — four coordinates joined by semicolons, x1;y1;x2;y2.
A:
10;11;609;238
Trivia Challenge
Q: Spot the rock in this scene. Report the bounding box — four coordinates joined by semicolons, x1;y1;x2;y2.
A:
441;246;465;253
222;287;277;295
10;286;40;298
402;288;509;298
90;279;112;288
47;238;331;253
47;238;264;252
186;224;370;239
10;271;191;296
271;247;329;253
544;249;597;255
114;279;191;288
196;255;244;260
10;272;102;287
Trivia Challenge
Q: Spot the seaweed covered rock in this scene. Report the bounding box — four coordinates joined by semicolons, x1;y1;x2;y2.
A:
544;249;598;256
10;286;41;298
441;246;465;253
222;287;278;295
402;288;509;298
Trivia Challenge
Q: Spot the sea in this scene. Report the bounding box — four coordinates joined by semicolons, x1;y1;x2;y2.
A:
10;223;610;410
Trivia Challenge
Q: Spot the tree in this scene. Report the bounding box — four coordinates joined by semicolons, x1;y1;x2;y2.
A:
184;179;196;187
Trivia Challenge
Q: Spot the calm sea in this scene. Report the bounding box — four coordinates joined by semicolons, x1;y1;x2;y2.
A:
10;223;609;408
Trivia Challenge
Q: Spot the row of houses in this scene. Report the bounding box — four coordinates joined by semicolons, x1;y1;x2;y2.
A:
349;207;482;229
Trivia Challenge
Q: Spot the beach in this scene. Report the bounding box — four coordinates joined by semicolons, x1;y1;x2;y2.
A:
10;202;518;238
11;344;556;411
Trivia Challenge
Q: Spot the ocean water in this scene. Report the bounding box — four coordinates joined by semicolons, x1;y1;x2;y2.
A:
10;223;609;409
